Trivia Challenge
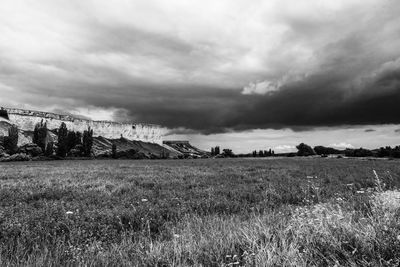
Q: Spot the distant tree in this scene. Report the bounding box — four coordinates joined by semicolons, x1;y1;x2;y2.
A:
66;131;77;152
313;146;341;155
393;146;400;158
45;141;54;156
345;147;373;157
377;146;391;157
272;150;275;156
296;143;316;156
160;147;169;159
377;146;400;158
259;150;264;157
57;122;68;157
214;146;220;155
33;120;48;152
112;143;117;159
211;147;215;156
83;127;93;157
222;148;234;157
33;123;39;145
75;132;82;145
4;125;18;154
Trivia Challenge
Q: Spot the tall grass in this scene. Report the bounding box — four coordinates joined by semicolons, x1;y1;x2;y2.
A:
0;158;400;266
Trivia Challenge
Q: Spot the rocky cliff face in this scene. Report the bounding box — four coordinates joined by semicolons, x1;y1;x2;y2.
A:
1;107;164;144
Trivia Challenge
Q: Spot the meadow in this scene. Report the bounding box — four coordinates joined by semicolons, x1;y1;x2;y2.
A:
0;157;400;266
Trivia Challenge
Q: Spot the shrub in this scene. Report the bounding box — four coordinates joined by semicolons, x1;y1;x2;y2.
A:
313;146;341;155
296;143;315;156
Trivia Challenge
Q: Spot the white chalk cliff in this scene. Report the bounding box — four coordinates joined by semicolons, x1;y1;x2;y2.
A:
0;107;164;145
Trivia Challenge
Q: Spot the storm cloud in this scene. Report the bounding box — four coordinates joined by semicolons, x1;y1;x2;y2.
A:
1;0;400;134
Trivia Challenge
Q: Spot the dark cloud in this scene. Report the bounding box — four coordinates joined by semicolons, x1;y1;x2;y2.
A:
80;64;400;133
364;129;376;132
1;0;400;135
2;52;400;134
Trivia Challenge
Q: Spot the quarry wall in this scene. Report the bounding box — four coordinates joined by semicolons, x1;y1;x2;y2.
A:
1;107;164;144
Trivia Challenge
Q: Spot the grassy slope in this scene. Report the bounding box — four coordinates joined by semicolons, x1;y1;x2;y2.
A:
0;158;400;266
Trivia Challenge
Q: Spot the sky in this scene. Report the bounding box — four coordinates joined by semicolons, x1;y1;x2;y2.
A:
0;0;399;153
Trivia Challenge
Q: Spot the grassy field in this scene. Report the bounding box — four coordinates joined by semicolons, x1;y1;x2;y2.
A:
1;158;400;266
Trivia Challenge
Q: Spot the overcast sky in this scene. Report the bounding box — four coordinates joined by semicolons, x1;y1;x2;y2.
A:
1;0;399;152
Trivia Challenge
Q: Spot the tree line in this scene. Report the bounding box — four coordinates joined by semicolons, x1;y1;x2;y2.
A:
34;121;94;157
210;146;275;158
2;121;94;158
295;143;400;158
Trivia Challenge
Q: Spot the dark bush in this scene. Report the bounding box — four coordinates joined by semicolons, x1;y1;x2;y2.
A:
314;146;342;155
4;125;18;155
296;143;316;156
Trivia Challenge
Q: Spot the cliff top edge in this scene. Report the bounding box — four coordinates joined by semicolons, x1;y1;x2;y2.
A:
0;106;162;128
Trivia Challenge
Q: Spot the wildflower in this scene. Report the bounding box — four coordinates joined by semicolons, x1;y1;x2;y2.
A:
173;234;180;238
141;198;148;202
397;235;400;242
356;190;365;194
66;211;74;215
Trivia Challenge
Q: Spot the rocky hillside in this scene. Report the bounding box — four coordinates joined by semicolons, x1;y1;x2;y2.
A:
93;137;181;159
93;138;208;159
1;118;208;159
163;141;209;158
